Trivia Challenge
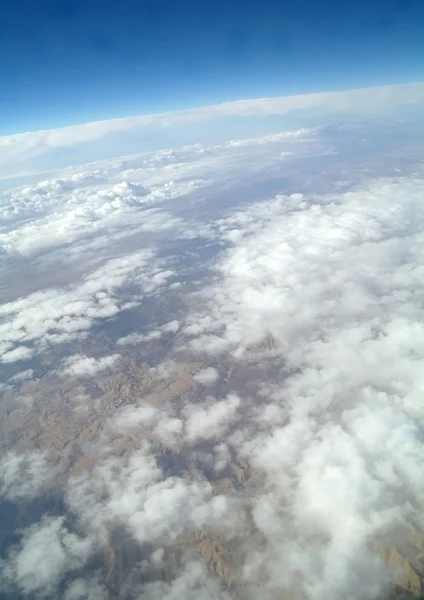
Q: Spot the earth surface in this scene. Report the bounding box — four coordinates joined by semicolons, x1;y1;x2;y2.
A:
1;84;424;600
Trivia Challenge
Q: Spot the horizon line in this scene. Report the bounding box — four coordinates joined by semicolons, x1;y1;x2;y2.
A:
2;80;424;141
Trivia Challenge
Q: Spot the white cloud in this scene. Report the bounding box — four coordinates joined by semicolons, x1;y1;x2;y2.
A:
109;400;185;449
66;442;231;547
0;249;173;363
117;320;180;345
1;516;93;596
153;415;185;449
131;559;232;600
61;353;120;377
0;176;186;258
184;177;424;356
64;578;109;600
179;174;424;599
0;345;34;364
160;320;181;334
184;394;240;442
148;359;179;380
111;403;158;431
1;88;424;600
212;443;232;473
7;368;35;383
193;367;220;385
0;450;54;500
225;127;310;147
112;180;149;197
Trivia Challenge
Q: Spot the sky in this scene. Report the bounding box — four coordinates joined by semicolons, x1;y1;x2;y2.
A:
1;0;424;134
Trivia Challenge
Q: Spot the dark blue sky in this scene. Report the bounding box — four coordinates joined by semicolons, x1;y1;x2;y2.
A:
1;0;423;134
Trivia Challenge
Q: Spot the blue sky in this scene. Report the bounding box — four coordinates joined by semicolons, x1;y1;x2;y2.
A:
1;0;423;135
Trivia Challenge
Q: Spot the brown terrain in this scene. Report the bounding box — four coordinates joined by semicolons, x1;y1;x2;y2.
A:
1;345;424;600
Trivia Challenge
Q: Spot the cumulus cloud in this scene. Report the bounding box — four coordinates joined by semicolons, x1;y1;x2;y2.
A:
2;88;424;600
109;399;185;450
184;178;424;356
61;353;120;377
64;575;110;600
66;442;235;548
111;403;159;431
0;450;54;500
0;249;173;364
148;359;179;380
184;394;241;442
130;559;232;600
112;180;149;197
178;174;424;599
0;176;184;258
1;516;93;596
193;367;220;385
3;166;424;599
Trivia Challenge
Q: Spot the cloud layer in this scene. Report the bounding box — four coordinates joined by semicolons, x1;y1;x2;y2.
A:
178;175;424;599
1;82;424;183
1;86;424;600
